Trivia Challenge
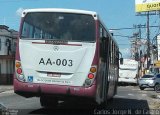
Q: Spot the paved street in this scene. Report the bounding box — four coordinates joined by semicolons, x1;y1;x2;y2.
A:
0;85;160;115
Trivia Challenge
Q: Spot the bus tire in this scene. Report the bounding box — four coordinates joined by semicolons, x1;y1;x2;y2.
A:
100;100;107;109
40;96;58;108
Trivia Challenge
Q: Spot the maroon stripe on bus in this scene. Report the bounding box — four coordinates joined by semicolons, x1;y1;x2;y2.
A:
91;20;99;65
32;42;82;46
15;38;20;60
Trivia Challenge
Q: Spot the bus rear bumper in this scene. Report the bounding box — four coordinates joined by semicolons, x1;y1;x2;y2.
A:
118;78;137;84
14;79;97;98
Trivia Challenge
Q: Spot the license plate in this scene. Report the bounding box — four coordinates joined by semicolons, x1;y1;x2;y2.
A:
47;73;61;77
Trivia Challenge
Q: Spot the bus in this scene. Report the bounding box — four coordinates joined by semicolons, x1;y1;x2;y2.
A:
119;59;139;85
14;8;120;107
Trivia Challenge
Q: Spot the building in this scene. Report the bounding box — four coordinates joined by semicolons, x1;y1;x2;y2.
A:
0;25;18;85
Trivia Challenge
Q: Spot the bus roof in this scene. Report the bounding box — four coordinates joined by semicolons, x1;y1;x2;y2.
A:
22;8;98;19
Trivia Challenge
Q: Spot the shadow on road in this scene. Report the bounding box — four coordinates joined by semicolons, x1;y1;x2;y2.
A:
26;98;150;115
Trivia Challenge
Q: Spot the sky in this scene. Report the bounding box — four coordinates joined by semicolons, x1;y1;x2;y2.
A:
0;0;160;58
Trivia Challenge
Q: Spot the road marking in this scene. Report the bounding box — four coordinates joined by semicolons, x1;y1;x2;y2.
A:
0;90;14;97
25;97;38;101
115;95;127;98
132;89;139;91
141;94;147;96
0;90;14;94
128;93;134;96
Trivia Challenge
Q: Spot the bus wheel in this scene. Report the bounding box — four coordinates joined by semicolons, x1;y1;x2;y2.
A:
98;99;107;109
40;96;58;108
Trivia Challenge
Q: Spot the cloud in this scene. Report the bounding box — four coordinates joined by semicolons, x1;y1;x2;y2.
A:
16;7;24;17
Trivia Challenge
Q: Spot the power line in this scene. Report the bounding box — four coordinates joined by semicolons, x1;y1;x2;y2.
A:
118;44;130;45
110;25;159;30
113;35;133;38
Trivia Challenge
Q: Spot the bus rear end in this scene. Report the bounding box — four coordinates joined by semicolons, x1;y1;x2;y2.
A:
119;59;139;85
14;9;98;104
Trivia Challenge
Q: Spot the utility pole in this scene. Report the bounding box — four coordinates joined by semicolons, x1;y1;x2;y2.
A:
136;12;156;69
136;24;145;39
133;32;139;60
135;24;146;77
132;24;145;60
147;12;150;52
147;11;150;69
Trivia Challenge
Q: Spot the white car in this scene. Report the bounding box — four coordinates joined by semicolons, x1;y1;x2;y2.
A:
138;73;160;92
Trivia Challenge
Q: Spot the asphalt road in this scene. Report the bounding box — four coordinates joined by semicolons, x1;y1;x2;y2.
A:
0;86;160;115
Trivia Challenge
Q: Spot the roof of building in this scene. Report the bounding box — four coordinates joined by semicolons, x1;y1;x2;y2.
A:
0;25;18;39
0;25;9;30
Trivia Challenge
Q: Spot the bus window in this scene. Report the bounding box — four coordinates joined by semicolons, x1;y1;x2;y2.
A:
22;22;34;38
21;12;96;42
34;28;41;39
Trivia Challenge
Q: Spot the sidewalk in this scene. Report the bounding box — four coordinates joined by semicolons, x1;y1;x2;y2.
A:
0;85;13;93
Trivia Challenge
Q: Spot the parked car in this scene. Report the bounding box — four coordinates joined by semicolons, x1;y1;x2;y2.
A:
138;73;160;92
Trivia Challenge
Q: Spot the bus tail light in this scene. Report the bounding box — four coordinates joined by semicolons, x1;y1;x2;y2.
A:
16;62;21;68
17;68;22;74
90;67;96;73
88;73;94;79
84;66;97;87
15;60;25;82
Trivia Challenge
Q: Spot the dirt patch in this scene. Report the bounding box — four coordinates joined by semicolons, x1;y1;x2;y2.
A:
148;94;160;109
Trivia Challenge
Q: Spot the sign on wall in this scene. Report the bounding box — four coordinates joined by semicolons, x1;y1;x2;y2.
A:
135;0;160;12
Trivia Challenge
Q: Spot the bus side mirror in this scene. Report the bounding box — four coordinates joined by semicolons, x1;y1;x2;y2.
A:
120;58;123;64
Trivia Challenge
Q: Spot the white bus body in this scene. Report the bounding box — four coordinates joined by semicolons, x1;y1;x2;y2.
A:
119;59;139;84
